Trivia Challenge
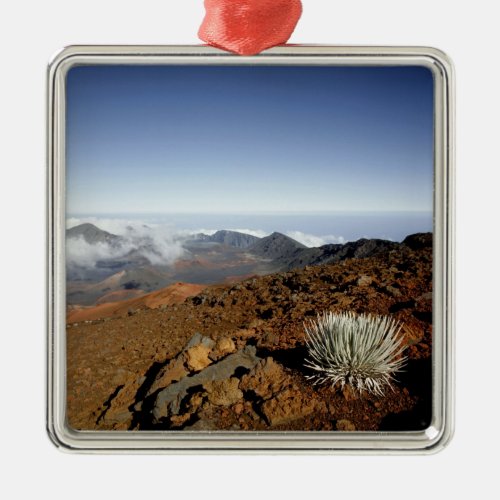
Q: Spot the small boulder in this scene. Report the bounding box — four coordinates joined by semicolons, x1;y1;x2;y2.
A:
385;285;402;298
204;377;243;406
147;357;189;396
184;333;216;371
210;337;236;361
240;357;288;399
357;275;373;287
186;343;213;371
417;291;433;302
336;419;356;431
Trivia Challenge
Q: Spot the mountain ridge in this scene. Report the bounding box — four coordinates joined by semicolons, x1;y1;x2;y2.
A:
67;223;432;308
193;229;261;248
248;231;307;260
67;223;122;246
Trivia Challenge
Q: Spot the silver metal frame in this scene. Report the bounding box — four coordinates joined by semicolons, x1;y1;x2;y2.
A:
47;45;454;454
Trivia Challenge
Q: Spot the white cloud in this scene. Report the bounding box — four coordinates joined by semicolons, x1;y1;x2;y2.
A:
67;218;186;269
285;231;346;247
229;228;269;238
66;217;347;270
66;236;125;269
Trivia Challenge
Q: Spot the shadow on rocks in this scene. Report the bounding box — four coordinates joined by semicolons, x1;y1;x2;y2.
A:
379;357;432;431
256;344;311;374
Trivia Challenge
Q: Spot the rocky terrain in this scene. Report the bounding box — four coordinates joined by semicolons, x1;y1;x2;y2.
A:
67;233;433;432
67;223;415;307
67;282;207;323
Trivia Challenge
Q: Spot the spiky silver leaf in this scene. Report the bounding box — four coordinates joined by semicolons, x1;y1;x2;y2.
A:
304;311;407;396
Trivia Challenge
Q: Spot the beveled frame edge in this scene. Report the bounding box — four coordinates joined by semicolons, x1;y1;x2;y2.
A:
46;45;455;454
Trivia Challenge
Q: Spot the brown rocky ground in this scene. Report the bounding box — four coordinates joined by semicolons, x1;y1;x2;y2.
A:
67;282;207;323
66;234;433;432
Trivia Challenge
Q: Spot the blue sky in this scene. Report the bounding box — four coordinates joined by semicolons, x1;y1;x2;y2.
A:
66;65;434;215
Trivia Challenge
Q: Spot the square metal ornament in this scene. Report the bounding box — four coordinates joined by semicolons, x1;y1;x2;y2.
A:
47;45;454;453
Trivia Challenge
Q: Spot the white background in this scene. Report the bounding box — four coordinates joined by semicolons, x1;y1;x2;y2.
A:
1;0;498;498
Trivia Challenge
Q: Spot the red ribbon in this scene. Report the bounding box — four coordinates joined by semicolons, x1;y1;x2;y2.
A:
198;0;303;56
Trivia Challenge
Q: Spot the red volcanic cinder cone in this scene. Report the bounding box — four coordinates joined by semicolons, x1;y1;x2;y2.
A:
198;0;303;56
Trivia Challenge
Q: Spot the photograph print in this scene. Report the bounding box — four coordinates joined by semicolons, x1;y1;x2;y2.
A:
65;64;434;432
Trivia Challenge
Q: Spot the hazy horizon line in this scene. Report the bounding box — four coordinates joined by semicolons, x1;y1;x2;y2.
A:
68;209;433;217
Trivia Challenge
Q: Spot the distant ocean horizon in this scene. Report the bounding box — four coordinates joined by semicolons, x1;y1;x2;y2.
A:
67;211;432;247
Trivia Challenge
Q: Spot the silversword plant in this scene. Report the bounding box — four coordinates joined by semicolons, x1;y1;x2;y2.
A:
304;311;407;396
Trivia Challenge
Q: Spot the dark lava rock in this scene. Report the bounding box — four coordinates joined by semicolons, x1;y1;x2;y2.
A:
403;233;433;250
152;345;261;421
